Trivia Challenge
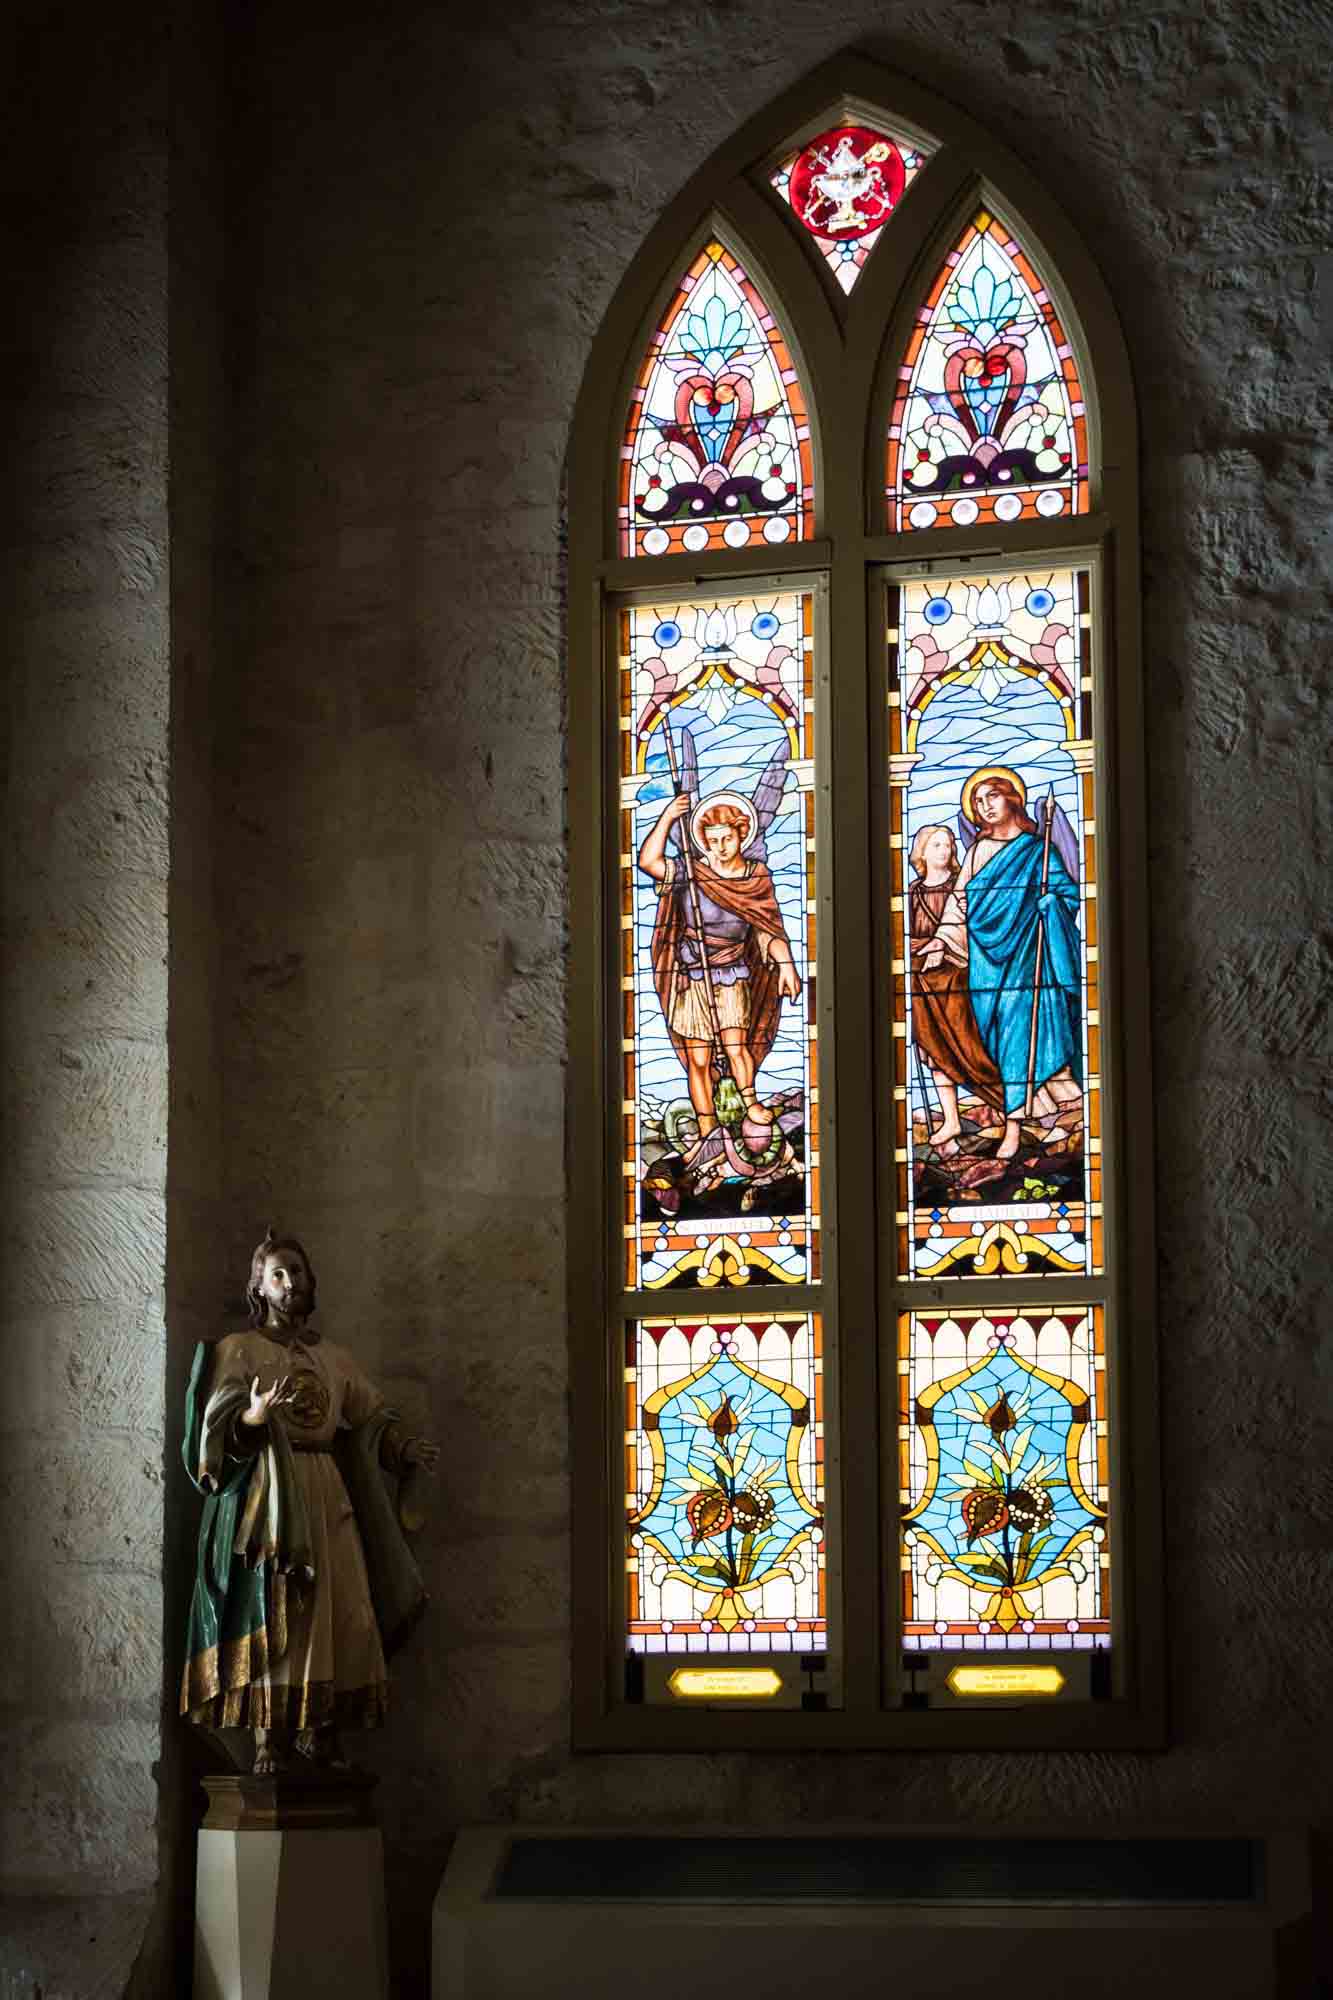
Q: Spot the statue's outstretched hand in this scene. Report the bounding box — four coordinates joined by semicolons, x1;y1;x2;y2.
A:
402;1436;440;1472
776;961;802;1002
240;1374;295;1428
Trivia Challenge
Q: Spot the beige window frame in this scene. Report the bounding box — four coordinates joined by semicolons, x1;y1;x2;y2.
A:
566;53;1163;1750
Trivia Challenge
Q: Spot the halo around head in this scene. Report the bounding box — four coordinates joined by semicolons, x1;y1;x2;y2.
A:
961;765;1027;827
690;790;758;854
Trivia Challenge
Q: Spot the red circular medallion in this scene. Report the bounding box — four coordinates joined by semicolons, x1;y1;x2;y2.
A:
789;126;906;241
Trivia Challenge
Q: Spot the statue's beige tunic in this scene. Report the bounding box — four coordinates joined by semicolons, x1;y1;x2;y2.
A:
204;1329;388;1729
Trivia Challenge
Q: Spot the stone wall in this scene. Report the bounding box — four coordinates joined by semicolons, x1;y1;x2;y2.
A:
216;2;1331;1992
3;0;1330;1994
0;8;171;1991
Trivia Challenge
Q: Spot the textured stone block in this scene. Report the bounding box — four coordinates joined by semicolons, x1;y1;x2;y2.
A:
0;1436;163;1572
4;1036;168;1187
1;872;168;1042
2;1185;166;1307
0;1300;167;1440
0;1721;159;1895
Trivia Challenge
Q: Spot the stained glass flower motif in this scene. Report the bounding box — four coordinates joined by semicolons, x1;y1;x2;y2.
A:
887;210;1090;531
770;123;930;294
899;1308;1110;1650
620;243;814;558
627;1315;825;1654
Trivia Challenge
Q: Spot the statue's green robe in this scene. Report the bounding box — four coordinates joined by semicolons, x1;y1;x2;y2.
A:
180;1331;425;1731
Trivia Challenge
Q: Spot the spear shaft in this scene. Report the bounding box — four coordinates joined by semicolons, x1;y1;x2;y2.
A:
1023;790;1056;1120
661;714;730;1084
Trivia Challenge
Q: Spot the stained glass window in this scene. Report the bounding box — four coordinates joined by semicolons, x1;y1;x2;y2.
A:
770;122;931;294
574;67;1153;1740
886;209;1090;532
619;591;820;1292
899;1306;1109;1651
619;242;814;558
627;1312;826;1654
887;565;1101;1280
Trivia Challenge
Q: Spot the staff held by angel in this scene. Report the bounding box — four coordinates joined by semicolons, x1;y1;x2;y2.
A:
637;717;801;1193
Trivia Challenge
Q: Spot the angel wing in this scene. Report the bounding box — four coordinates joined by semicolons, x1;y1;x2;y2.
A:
1049;796;1080;883
956;810;976;854
744;740;791;863
666;721;700;853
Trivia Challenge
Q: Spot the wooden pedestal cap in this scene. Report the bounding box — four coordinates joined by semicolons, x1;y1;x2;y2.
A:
201;1768;379;1832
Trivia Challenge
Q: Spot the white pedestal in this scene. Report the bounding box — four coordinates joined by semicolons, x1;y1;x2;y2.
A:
194;1775;389;2000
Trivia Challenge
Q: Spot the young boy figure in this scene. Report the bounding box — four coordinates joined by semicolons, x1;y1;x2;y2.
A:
181;1229;438;1774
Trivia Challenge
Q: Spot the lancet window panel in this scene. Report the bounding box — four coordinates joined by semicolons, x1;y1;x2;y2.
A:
886;207;1091;533
886;564;1102;1282
570;59;1156;1745
627;1312;827;1656
619;590;821;1293
899;1306;1110;1652
619;242;815;559
769;120;934;295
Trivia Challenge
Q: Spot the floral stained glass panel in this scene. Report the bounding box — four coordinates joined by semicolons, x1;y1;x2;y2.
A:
769;122;931;295
886;209;1090;532
899;1306;1109;1651
887;567;1102;1280
619;242;814;558
627;1312;826;1654
619;593;819;1292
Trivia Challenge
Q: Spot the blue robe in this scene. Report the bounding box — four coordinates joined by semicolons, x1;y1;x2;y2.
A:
965;832;1082;1115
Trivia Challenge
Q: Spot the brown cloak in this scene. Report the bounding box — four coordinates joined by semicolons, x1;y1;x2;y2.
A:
651;856;790;1066
909;878;1004;1109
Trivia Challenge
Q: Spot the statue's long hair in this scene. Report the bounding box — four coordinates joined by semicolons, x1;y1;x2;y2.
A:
245;1226;317;1327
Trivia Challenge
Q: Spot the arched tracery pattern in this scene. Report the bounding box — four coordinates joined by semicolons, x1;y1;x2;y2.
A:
886;208;1090;532
619;242;814;558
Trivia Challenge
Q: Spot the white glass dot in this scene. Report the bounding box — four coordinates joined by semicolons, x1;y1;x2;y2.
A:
935;1619;949;1634
641;527;670;555
1066;1618;1080;1632
785;1618;799;1632
950;497;980;526
682;523;710;552
971;1221;986;1237
994;492;1023;522
743;1619;756;1633
1036;488;1066;517
1022;1619;1036;1633
661;1620;673;1633
723;518;751;547
763;515;791;544
908;502;938;528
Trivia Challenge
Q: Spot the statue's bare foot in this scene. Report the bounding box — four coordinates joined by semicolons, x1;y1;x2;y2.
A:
294;1725;349;1770
929;1120;962;1153
996;1121;1023;1161
252;1729;292;1776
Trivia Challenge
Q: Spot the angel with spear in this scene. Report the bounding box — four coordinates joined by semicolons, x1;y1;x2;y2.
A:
637;715;802;1165
918;766;1082;1162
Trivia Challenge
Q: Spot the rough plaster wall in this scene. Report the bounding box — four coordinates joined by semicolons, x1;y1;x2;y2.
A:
220;1;1332;1990
0;7;171;1992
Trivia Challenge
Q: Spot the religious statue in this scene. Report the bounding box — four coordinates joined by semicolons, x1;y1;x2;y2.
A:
180;1229;439;1773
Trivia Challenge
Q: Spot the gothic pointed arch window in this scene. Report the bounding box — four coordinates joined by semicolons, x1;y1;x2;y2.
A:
567;57;1161;1748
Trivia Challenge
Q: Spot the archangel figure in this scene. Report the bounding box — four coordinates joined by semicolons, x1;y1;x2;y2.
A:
637;726;802;1198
